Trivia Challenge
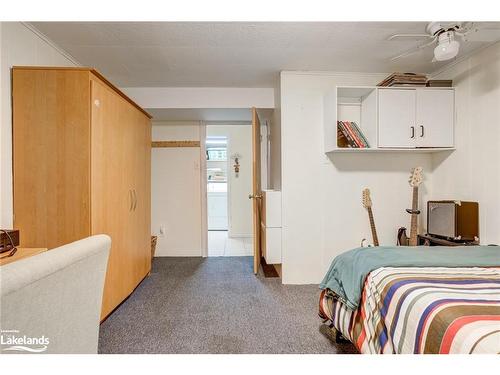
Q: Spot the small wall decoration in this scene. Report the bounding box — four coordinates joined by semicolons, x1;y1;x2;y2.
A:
231;153;241;178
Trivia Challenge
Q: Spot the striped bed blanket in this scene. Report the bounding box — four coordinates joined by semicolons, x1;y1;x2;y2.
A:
319;267;500;354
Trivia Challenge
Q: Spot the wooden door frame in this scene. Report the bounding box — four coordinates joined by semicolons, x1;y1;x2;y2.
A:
200;118;257;265
251;108;262;275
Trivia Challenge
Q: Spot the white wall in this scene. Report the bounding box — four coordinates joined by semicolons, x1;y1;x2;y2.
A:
270;82;282;190
151;122;204;256
280;72;434;284
431;43;500;246
0;22;78;228
0;24;3;226
260;120;269;189
207;125;253;237
123;87;274;109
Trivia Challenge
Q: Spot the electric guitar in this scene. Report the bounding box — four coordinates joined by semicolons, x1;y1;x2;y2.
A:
362;188;379;247
398;167;423;246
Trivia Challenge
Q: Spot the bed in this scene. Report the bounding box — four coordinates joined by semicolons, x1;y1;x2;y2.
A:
318;246;500;354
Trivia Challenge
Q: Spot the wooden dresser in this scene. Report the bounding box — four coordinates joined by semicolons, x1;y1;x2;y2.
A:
12;67;152;320
0;248;48;266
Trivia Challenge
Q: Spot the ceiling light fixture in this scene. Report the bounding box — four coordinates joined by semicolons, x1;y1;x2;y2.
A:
433;31;460;61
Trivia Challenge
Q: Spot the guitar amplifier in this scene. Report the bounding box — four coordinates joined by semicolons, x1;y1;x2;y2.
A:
427;201;479;241
0;229;20;253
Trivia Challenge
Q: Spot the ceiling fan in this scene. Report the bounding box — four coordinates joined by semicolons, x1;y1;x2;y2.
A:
389;22;500;62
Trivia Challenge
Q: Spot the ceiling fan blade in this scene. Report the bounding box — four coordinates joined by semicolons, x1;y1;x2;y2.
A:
463;27;500;42
455;21;475;34
388;33;432;41
390;37;438;61
390;48;420;61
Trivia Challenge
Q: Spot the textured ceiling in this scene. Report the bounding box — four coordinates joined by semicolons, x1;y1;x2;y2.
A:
31;22;500;88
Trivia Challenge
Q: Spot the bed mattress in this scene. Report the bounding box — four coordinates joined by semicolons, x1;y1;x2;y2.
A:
319;267;500;354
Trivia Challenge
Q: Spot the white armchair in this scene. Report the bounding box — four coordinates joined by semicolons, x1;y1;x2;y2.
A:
0;235;111;354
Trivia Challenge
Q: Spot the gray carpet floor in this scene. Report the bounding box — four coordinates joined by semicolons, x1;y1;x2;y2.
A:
98;257;357;354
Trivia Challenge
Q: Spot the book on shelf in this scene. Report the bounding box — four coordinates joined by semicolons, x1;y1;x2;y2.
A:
337;126;349;148
387;82;427;87
426;79;453;87
339;121;359;148
377;72;428;87
337;121;370;148
349;121;370;147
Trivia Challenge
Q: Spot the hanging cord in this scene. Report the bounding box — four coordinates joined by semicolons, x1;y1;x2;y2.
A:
0;229;18;258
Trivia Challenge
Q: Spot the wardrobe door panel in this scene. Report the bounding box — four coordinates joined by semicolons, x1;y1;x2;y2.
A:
126;108;151;287
120;102;141;293
143;116;152;275
135;112;152;279
90;78;129;319
12;69;91;249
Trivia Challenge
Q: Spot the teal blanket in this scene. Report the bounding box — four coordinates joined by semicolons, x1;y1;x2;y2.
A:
319;246;500;310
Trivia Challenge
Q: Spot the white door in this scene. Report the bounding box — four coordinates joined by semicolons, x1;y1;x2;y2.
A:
416;89;454;147
378;89;416;148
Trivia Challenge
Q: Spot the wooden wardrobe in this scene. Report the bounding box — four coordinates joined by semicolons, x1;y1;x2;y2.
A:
12;67;152;320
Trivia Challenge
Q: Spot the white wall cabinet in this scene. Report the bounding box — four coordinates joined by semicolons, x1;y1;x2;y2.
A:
378;89;416;148
262;227;282;264
415;89;454;147
261;189;282;264
324;86;455;153
378;88;454;148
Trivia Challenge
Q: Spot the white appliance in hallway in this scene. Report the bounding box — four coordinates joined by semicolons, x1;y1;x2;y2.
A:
207;187;228;230
206;136;228;230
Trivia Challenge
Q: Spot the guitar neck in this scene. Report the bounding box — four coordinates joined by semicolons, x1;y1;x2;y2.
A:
367;207;379;246
409;186;419;246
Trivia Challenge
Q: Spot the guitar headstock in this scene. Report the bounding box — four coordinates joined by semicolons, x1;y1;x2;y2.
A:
409;166;423;187
362;188;372;209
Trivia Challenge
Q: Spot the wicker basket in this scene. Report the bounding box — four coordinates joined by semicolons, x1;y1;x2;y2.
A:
151;235;157;262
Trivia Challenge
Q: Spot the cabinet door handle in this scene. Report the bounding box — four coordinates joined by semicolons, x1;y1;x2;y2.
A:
410;126;415;139
129;190;134;211
133;189;137;211
420;125;424;137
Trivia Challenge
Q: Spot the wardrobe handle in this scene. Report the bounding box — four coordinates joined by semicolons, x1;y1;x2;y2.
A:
420;125;424;137
133;189;137;211
129;190;134;211
410;126;415;139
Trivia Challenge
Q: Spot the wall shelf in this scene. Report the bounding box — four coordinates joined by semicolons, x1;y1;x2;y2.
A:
328;147;456;153
324;85;455;154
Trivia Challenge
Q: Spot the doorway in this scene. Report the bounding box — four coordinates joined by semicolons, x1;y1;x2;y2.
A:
206;125;253;257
